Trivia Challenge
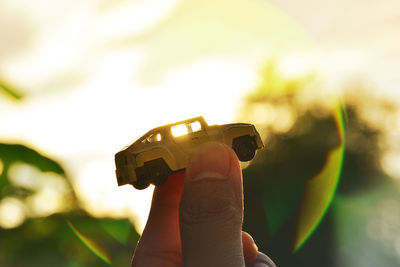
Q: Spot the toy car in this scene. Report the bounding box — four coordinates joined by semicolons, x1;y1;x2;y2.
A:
115;116;263;189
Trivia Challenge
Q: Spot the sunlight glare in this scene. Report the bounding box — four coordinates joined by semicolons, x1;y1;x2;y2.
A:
9;163;70;194
163;59;257;125
8;162;41;189
27;187;65;217
294;104;345;251
97;0;181;39
248;103;276;126
75;160;153;233
8;163;72;217
278;54;315;79
272;105;296;133
68;221;112;265
0;198;26;229
171;124;188;137
191;121;201;131
381;152;400;180
246;103;296;133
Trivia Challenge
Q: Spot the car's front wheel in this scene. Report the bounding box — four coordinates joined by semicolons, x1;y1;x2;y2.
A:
233;135;257;161
150;159;171;186
131;180;150;190
135;158;172;189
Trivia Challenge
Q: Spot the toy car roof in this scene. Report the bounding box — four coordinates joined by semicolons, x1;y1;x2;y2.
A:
147;116;206;132
161;116;206;127
132;116;207;144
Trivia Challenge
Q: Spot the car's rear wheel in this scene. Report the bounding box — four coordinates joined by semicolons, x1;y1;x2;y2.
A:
233;135;257;161
135;158;172;188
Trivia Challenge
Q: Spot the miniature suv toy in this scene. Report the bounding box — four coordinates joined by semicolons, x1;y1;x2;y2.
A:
115;116;263;189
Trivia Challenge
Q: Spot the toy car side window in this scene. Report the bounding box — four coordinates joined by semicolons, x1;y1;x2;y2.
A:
190;121;202;132
171;124;188;137
141;132;162;143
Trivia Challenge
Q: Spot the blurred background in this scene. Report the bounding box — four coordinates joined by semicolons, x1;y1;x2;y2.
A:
1;0;400;266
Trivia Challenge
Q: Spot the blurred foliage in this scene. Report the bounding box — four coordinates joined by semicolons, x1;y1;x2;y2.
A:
0;143;65;177
0;87;140;266
241;62;400;266
249;61;317;97
243;106;341;266
0;213;139;267
0;79;23;100
0;143;70;206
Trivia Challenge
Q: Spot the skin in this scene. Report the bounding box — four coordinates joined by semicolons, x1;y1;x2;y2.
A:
132;142;259;267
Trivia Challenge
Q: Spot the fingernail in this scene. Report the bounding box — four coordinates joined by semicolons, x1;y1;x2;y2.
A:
187;142;232;182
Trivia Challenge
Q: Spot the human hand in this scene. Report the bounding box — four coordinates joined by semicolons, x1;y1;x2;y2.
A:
132;142;275;267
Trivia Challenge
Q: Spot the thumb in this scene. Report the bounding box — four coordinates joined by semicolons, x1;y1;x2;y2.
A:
179;142;244;267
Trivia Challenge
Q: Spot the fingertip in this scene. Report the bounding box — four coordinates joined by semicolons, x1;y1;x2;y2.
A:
181;142;243;220
185;142;242;197
186;142;233;180
179;142;245;266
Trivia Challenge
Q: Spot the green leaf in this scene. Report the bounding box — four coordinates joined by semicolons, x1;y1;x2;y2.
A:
99;219;132;245
0;143;65;177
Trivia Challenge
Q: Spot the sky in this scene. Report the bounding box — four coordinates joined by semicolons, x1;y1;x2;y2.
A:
268;0;400;96
0;0;399;231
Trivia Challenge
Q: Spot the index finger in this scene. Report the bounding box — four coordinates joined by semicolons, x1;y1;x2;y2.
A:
132;171;185;267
